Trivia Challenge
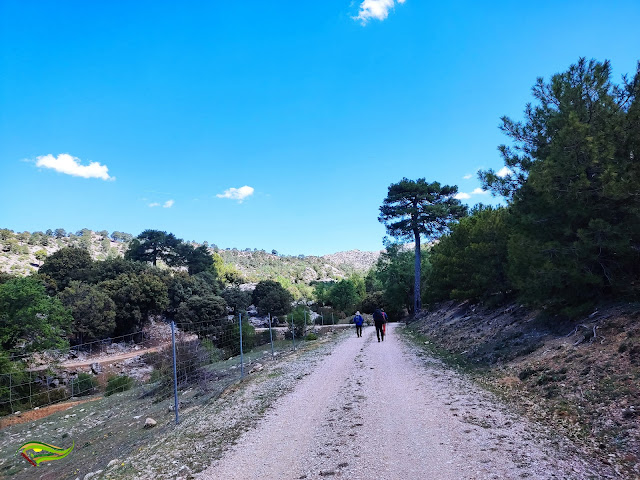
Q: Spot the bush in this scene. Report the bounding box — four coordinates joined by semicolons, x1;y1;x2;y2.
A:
70;373;98;396
223;321;256;356
284;305;309;339
201;338;225;361
256;330;272;346
105;375;134;396
252;280;293;316
30;386;69;409
144;339;213;397
305;333;318;341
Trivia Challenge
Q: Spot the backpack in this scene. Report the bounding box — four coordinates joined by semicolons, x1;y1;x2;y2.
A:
354;315;363;325
373;309;384;322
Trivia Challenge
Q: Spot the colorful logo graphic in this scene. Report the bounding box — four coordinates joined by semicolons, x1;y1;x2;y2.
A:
17;441;74;467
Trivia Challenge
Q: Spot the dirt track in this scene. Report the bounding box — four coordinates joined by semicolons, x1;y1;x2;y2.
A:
197;323;613;480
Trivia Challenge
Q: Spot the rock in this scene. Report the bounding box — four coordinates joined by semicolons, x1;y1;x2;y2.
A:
107;459;119;468
91;363;102;375
83;471;103;480
249;363;264;374
14;411;21;416
144;417;157;428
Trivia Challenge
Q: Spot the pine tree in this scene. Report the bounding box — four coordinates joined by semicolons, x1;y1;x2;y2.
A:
379;178;466;314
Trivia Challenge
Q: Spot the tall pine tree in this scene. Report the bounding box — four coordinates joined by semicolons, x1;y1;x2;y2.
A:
379;178;466;314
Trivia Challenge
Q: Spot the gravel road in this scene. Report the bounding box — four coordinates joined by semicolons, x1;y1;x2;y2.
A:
197;323;612;480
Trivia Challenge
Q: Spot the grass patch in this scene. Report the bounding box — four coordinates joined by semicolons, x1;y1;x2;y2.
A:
402;325;477;374
105;375;134;396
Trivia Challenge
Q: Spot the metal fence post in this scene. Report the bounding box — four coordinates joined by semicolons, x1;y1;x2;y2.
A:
268;313;274;357
304;310;307;336
239;313;244;378
332;312;334;325
171;321;179;425
9;373;12;413
291;313;296;351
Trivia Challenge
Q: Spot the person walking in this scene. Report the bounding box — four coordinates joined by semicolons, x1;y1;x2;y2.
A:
353;311;364;337
373;308;385;342
381;308;388;336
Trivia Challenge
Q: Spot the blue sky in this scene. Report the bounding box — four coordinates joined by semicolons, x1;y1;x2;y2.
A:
1;1;639;256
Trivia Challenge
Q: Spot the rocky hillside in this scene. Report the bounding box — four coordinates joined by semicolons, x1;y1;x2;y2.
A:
0;229;127;276
217;248;380;285
0;228;380;280
321;249;381;272
408;300;640;478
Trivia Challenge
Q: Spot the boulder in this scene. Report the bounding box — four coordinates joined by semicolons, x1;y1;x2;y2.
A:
144;417;157;429
249;363;264;374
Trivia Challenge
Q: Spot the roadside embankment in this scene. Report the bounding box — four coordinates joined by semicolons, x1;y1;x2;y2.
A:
407;301;640;479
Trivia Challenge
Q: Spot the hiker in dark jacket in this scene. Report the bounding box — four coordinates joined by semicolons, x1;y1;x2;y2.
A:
353;311;364;337
381;308;388;335
373;308;385;342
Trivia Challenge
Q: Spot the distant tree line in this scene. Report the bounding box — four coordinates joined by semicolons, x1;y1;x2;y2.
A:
0;229;304;361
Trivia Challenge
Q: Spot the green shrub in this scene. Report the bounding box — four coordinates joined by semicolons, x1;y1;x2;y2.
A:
30;386;69;408
223;321;256;356
257;330;272;346
105;375;134;396
70;373;98;396
284;305;310;339
143;339;212;397
201;338;225;361
305;333;318;341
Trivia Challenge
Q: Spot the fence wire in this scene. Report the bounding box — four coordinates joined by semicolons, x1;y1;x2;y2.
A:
0;313;321;419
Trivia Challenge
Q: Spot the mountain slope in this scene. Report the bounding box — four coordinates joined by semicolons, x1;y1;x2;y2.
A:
0;228;381;281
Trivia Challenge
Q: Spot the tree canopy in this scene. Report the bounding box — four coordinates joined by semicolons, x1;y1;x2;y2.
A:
0;277;72;353
252;280;293;317
479;58;640;313
58;281;117;343
100;272;169;336
379;178;466;313
125;230;183;267
39;247;93;291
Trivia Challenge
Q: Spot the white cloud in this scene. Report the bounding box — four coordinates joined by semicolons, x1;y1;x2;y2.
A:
497;166;512;178
463;174;473;180
354;0;405;24
216;185;255;202
148;199;174;208
456;188;489;200
35;153;114;180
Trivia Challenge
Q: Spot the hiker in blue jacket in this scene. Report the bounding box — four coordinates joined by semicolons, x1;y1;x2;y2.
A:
353;311;364;337
373;308;385;342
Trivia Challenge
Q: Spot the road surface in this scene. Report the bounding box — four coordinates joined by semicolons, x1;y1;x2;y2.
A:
197;323;606;480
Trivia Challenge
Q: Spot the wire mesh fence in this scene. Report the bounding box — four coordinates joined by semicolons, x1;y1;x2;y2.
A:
0;312;327;421
0;329;158;416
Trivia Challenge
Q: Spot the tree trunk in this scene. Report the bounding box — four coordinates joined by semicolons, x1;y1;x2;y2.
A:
414;230;421;314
